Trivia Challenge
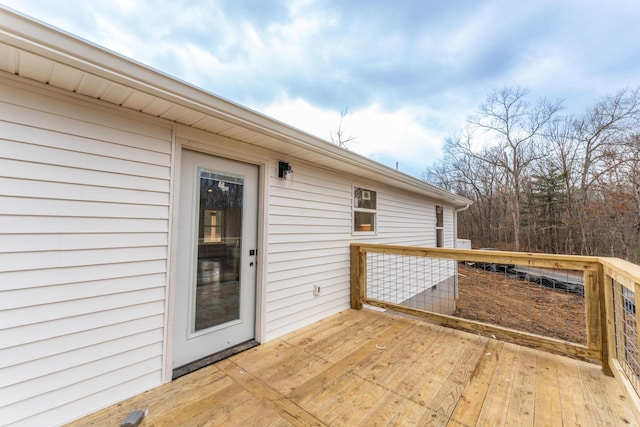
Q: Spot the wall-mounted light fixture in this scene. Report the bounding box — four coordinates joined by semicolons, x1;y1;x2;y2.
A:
278;161;293;185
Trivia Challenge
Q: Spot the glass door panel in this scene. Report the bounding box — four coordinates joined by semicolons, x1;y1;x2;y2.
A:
194;169;243;332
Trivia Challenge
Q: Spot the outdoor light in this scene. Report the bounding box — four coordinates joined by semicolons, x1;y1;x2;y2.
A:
278;161;293;185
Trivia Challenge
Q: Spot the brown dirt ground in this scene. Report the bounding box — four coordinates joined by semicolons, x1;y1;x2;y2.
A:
453;263;587;346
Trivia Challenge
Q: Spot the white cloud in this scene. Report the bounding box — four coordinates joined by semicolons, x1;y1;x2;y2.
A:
4;0;640;177
348;105;441;157
262;97;444;176
262;96;336;141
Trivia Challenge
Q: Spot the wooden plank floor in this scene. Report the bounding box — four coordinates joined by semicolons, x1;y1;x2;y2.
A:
68;309;638;426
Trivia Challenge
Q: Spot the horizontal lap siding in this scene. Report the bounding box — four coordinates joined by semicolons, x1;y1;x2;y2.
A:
0;79;172;426
376;190;436;245
265;163;352;340
264;162;459;341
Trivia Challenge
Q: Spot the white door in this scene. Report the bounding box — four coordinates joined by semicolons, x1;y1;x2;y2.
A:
173;149;258;369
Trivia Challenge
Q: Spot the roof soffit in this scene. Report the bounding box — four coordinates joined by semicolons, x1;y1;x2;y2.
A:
0;6;471;207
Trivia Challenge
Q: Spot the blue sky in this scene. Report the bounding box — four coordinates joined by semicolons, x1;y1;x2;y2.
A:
3;0;640;177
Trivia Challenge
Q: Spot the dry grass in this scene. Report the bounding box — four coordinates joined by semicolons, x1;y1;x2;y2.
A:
454;263;587;345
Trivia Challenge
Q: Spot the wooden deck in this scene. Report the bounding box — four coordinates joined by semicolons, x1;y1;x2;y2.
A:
68;309;638;426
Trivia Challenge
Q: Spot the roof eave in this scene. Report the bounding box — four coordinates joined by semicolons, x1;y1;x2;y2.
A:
0;6;472;208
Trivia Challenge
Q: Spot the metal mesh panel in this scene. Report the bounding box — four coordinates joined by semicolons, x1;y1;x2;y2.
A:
366;253;456;314
612;281;640;394
365;251;587;344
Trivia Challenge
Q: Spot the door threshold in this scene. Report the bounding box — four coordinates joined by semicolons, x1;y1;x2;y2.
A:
172;339;259;380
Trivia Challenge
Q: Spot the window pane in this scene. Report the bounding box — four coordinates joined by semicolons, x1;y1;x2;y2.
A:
354;211;375;232
195;169;243;331
354;187;376;210
436;229;444;247
436;205;444;227
203;210;223;242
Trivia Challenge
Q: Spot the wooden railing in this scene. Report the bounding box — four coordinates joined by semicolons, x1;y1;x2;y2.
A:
351;243;640;416
599;257;640;416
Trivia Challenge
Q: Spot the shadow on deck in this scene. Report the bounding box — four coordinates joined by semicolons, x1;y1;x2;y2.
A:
68;309;637;426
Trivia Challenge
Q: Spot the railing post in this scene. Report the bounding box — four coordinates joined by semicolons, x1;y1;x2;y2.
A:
597;264;613;376
635;282;640;376
602;273;617;377
585;269;602;355
350;244;365;310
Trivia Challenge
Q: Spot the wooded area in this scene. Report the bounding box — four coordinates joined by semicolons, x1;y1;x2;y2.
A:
424;86;640;262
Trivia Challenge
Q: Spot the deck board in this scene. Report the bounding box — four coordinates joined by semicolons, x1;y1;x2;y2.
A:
448;338;505;425
67;309;639;427
504;346;537;426
474;342;520;425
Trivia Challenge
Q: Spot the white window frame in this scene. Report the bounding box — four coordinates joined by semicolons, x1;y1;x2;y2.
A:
353;186;377;234
435;205;444;247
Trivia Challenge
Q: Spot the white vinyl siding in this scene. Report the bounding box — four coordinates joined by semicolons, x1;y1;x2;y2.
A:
0;78;172;426
376;191;434;244
266;162;352;340
264;160;459;340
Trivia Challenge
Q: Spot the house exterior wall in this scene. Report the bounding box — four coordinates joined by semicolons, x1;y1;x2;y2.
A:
0;75;460;426
264;162;459;340
363;203;458;313
265;162;353;340
0;77;173;426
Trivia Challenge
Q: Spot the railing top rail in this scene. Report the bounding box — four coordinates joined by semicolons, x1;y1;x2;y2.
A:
351;243;601;271
599;257;640;289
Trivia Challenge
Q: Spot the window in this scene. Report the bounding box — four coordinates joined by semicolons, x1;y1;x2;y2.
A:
203;210;223;242
435;205;444;247
354;187;376;232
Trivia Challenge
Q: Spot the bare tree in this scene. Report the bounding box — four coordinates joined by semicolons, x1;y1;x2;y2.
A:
570;87;640;254
427;86;640;260
465;87;563;251
330;107;356;148
425;132;508;248
546;116;582;253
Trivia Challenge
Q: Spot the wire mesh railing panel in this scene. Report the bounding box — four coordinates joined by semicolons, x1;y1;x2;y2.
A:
365;251;587;345
457;262;586;344
366;253;457;314
612;280;640;395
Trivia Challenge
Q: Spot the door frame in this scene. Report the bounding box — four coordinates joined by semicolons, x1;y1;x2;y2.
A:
163;128;269;382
